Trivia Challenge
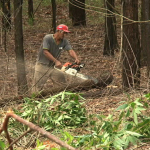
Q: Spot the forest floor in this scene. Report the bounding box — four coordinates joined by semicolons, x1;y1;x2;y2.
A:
0;1;150;149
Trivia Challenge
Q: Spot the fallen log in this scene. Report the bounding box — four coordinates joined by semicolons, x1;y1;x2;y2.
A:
0;71;113;107
40;71;113;97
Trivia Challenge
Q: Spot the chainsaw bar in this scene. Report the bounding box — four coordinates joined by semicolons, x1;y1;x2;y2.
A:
65;68;98;84
55;62;98;84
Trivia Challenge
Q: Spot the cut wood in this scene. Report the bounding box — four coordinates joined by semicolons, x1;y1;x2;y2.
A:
0;71;113;107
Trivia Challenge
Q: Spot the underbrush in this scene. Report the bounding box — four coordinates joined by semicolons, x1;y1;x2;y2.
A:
1;92;150;150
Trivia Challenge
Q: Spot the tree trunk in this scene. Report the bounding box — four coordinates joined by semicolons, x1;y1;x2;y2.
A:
141;0;150;75
14;0;28;95
51;0;56;33
1;0;11;30
1;0;11;52
69;0;86;26
69;0;73;18
122;0;141;90
28;0;34;24
103;0;118;56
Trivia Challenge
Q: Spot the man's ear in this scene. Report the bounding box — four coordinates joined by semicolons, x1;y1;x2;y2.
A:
59;30;64;33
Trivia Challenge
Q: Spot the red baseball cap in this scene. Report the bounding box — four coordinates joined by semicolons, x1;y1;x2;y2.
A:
57;24;70;33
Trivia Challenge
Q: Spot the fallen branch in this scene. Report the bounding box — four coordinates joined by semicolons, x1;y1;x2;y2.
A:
0;111;77;150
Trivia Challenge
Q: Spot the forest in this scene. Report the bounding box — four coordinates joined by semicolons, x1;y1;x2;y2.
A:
1;0;150;149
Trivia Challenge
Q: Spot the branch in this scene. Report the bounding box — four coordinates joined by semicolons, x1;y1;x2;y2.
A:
0;111;77;150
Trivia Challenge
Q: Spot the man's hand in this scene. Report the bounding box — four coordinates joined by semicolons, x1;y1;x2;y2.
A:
55;60;62;68
75;58;80;64
43;50;62;68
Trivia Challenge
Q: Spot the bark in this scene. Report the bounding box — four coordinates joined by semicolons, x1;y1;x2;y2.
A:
28;0;34;24
1;0;11;30
1;0;11;52
14;0;28;95
141;0;150;77
0;71;113;107
103;0;118;56
69;0;86;26
51;0;56;33
122;0;141;90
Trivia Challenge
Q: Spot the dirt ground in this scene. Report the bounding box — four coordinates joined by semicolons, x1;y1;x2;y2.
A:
0;1;124;110
0;23;122;110
0;2;150;149
0;23;147;113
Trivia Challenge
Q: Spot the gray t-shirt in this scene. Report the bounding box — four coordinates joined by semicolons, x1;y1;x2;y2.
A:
37;34;72;66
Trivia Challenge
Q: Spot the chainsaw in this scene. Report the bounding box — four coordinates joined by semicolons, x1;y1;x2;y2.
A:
55;62;98;84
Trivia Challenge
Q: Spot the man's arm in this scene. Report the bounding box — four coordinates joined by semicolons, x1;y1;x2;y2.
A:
43;49;62;67
69;50;80;64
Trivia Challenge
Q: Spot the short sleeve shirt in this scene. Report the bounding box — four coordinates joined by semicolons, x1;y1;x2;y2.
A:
37;34;72;66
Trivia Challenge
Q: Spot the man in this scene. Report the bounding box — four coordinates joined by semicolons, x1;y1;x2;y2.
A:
32;24;80;93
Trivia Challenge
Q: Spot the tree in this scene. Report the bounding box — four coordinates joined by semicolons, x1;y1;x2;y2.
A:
1;0;11;30
69;0;86;26
1;0;11;52
14;0;28;95
51;0;56;33
103;0;118;56
141;0;150;76
28;0;34;24
122;0;141;89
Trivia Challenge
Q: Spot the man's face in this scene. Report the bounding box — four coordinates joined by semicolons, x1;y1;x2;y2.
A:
58;30;67;39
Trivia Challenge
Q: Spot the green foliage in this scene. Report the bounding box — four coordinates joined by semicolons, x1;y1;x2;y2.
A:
30;93;150;150
5;93;150;149
32;139;46;150
69;94;150;150
12;91;87;131
0;140;6;150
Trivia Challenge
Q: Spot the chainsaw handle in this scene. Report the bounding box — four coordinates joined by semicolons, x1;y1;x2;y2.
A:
54;65;62;70
69;62;85;67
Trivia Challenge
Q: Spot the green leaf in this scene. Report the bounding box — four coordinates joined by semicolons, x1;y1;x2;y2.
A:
125;123;133;130
119;111;125;120
134;118;150;131
37;145;47;149
57;115;63;121
0;141;6;150
37;103;42;108
64;115;71;119
130;102;136;108
134;112;138;124
134;99;143;106
128;136;138;145
45;97;52;102
126;131;142;137
116;104;128;110
135;107;146;114
113;136;125;149
22;109;32;117
61;91;65;101
126;109;130;117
